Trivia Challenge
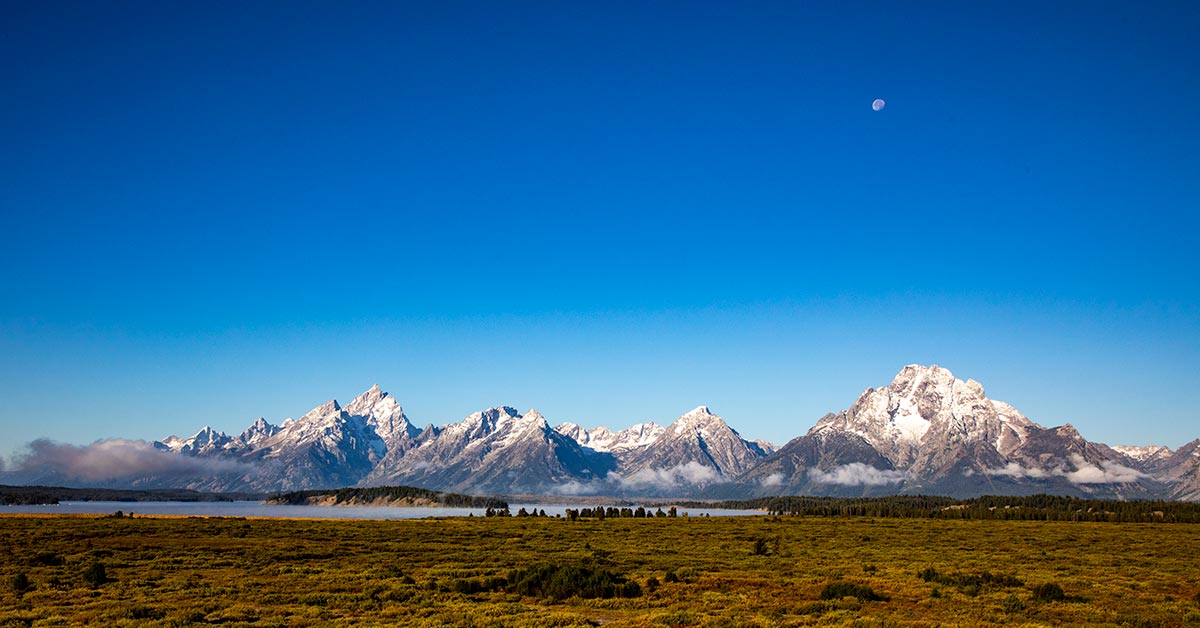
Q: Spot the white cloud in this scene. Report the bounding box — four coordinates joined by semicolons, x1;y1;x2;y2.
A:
985;462;1049;479
550;479;606;496
760;472;785;487
1063;454;1146;484
808;463;905;486
982;455;1147;485
11;438;249;483
621;462;720;489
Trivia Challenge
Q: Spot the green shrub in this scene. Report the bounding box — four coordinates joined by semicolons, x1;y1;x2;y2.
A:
1002;594;1025;613
31;552;64;566
506;564;640;601
300;592;329;606
819;581;887;602
655;610;697;625
10;572;31;593
796;601;834;615
82;561;109;588
917;567;1023;595
124;606;165;620
1032;582;1065;602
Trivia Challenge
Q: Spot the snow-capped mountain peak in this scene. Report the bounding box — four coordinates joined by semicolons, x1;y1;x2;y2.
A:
298;399;341;424
1112;445;1172;463
129;368;1199;501
343;384;415;445
157;425;235;454
237;417;278;448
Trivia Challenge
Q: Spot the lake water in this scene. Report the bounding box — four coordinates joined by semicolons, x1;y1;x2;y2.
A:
1;501;765;519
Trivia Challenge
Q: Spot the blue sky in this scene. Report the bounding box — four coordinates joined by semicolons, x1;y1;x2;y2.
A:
2;1;1197;462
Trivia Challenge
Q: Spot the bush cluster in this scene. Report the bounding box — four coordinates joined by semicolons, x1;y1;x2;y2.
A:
819;581;887;602
1032;582;1066;602
82;562;109;588
917;567;1023;596
506;564;642;601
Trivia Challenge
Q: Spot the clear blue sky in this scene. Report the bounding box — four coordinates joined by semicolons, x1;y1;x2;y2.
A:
2;1;1197;463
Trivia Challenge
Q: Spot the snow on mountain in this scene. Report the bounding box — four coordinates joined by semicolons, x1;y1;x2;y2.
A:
153;386;406;491
555;421;665;454
1144;439;1200;502
615;406;770;494
342;384;418;446
739;365;1167;499
362;407;613;494
236;418;279;449
123;368;1198;500
1111;445;1172;464
155;426;237;455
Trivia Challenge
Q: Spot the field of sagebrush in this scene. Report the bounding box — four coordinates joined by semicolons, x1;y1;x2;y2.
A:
2;513;1199;626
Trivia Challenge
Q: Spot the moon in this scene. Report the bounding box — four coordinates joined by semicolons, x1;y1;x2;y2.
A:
872;98;886;111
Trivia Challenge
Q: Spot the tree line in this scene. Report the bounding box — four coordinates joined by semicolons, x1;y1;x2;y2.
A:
0;485;261;505
686;494;1200;523
266;485;508;509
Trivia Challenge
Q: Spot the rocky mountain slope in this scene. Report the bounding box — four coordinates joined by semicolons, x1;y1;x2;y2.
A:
737;365;1165;499
13;365;1193;500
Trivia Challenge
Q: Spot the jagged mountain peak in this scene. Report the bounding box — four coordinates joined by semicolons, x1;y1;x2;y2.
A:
125;373;1200;501
299;399;342;422
1111;445;1172;463
1056;424;1082;438
342;384;414;445
345;384;386;407
156;425;235;455
237;417;278;447
818;364;1029;463
672;406;730;432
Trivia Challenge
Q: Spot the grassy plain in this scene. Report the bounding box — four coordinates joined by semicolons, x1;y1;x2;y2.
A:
2;513;1199;626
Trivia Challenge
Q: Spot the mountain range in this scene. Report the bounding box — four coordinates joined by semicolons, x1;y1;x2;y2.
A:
10;365;1199;501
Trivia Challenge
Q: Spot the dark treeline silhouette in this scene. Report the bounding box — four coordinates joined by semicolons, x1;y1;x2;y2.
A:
266;485;507;509
681;494;1200;523
563;506;678;521
0;485;262;505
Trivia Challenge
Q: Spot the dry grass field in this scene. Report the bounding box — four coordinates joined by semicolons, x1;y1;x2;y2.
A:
2;513;1199;626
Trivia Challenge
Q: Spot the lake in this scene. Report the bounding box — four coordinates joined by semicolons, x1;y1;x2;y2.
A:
1;501;765;519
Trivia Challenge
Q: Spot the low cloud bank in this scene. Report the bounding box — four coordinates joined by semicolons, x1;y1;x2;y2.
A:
10;438;249;484
986;462;1049;479
622;462;719;489
550;462;725;496
759;472;785;487
1062;454;1146;484
808;463;906;486
983;454;1147;485
551;479;604;496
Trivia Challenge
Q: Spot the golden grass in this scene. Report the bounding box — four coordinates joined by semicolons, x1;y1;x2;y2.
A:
2;513;1199;626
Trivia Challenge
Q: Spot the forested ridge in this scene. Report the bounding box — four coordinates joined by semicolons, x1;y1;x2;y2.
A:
0;485;263;505
684;494;1200;523
266;485;508;509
